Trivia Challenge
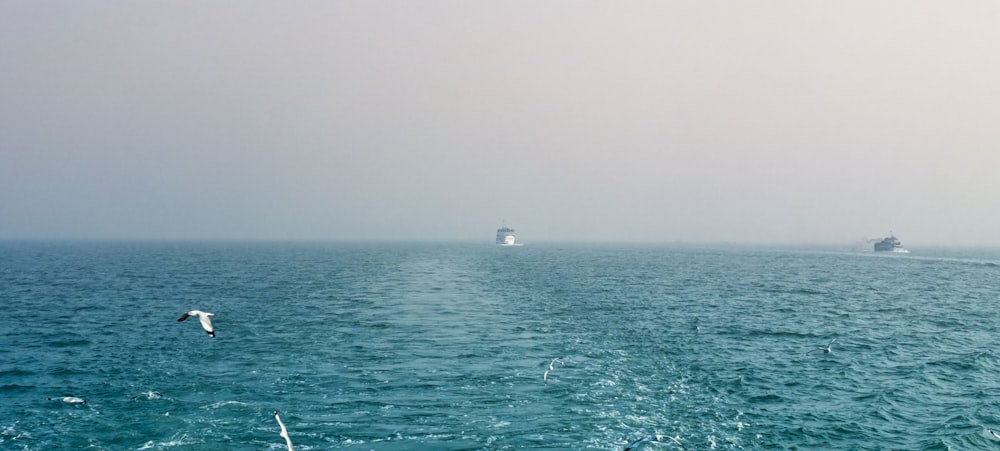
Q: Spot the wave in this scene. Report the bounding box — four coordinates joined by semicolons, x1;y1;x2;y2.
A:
5;242;1000;449
47;338;92;348
0;383;34;393
201;400;250;410
0;368;34;377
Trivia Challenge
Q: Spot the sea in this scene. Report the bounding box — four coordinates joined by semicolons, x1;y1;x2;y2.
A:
3;241;1000;450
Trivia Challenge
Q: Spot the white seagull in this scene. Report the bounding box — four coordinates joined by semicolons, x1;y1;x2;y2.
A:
543;357;563;385
274;410;294;451
990;428;1000;440
48;396;86;404
807;338;837;354
178;310;215;337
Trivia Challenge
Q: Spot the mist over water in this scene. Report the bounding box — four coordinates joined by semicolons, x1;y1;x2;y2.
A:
3;242;1000;449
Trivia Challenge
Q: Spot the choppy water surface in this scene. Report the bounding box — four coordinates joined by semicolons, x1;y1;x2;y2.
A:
3;241;1000;450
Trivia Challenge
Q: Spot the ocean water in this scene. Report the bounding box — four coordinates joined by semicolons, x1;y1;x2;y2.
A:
3;241;1000;450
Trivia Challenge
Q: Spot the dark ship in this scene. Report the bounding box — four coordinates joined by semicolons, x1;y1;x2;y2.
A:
873;234;908;253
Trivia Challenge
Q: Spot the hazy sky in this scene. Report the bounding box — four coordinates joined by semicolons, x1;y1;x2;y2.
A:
2;1;999;245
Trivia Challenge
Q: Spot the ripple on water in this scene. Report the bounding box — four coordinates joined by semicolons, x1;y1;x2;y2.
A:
4;243;1000;449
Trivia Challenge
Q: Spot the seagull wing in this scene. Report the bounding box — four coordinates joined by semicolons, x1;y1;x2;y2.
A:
198;314;215;337
624;436;648;451
177;313;191;322
274;411;294;451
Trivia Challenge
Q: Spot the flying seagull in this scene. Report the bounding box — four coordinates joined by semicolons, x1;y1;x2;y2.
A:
543;357;563;385
807;338;837;354
274;410;294;451
990;429;1000;440
178;310;215;337
48;396;85;404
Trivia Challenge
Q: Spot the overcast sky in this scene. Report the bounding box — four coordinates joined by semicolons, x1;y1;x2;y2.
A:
2;1;999;245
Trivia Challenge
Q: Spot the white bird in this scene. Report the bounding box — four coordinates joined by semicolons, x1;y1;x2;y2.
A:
543;357;563;385
807;338;837;354
178;310;215;337
274;410;293;451
48;396;85;404
990;428;1000;440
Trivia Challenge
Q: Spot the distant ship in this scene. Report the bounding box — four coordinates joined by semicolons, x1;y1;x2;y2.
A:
874;233;909;253
496;226;520;246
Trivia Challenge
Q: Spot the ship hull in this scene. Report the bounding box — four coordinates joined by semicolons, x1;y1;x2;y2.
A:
874;235;907;253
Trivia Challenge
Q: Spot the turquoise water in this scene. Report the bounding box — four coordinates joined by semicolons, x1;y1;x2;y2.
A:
3;241;1000;450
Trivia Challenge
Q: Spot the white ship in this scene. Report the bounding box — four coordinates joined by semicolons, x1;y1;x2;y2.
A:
496;226;520;246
